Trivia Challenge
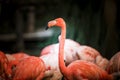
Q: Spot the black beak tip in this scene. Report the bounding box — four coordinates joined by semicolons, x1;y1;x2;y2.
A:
45;26;49;30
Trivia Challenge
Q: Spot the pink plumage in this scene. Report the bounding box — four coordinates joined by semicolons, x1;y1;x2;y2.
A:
106;51;120;74
0;51;12;79
13;56;46;80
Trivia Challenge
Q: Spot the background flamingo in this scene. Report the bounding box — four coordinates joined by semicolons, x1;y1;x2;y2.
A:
40;53;63;80
46;17;113;80
6;52;30;67
41;30;109;70
6;52;30;77
95;55;109;70
76;45;109;70
6;53;16;62
13;56;46;80
106;51;120;74
40;39;80;56
40;39;80;65
0;51;12;80
12;52;30;61
105;51;120;79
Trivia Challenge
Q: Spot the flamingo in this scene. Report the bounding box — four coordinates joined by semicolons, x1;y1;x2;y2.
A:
6;53;16;62
6;52;30;68
106;51;120;79
40;53;63;80
6;52;31;77
40;39;80;56
0;51;12;80
13;56;46;80
106;51;120;74
76;45;109;70
11;52;30;61
40;39;80;65
46;18;113;80
95;55;109;70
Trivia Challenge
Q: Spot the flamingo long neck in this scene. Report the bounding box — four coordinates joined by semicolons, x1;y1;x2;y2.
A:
59;23;68;76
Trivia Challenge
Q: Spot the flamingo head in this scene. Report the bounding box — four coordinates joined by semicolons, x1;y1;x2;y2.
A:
46;18;66;29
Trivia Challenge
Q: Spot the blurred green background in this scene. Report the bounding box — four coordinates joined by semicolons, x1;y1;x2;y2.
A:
0;0;119;59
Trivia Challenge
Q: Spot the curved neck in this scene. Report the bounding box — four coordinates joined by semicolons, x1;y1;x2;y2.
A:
59;24;68;76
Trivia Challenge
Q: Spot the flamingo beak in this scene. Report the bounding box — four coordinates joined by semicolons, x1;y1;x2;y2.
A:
45;26;49;30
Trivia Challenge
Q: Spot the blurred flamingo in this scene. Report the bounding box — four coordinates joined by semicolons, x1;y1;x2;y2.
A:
41;53;62;80
13;56;46;80
41;39;80;65
95;55;109;70
6;52;30;68
76;45;109;70
41;31;108;70
0;51;12;80
40;39;80;56
6;53;15;62
6;52;31;76
5;53;18;76
12;52;30;61
46;18;113;80
106;51;120;79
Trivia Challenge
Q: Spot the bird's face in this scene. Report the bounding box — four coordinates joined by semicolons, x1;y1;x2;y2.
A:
47;18;66;28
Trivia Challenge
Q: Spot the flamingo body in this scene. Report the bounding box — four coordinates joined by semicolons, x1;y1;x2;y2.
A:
66;60;112;80
12;52;30;61
106;51;120;74
41;39;80;65
0;51;12;79
13;56;45;80
40;51;63;80
76;45;109;69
